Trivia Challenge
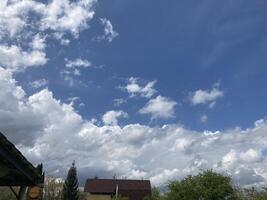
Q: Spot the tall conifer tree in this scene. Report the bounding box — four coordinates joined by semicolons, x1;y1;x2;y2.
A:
62;161;79;200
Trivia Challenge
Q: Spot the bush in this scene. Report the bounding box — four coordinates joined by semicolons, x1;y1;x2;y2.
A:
144;187;161;200
166;170;238;200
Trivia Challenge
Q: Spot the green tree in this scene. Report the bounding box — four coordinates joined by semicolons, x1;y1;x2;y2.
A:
62;161;79;200
166;170;238;200
78;191;88;200
144;187;161;200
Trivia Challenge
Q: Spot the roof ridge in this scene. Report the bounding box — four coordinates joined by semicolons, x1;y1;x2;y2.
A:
86;178;150;181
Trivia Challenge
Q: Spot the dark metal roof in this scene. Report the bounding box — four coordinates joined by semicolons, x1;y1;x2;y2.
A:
0;132;44;186
84;179;151;200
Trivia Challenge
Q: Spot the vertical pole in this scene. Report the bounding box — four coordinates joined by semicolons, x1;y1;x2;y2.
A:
18;186;27;200
115;184;118;200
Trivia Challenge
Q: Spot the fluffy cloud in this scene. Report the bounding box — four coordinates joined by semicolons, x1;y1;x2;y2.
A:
139;96;177;120
41;0;96;37
122;77;157;98
1;67;267;187
150;169;180;186
0;67;45;144
0;0;97;72
190;83;224;108
0;0;45;38
240;148;262;163
97;18;119;42
0;0;96;37
102;110;128;125
0;45;47;72
31;34;47;50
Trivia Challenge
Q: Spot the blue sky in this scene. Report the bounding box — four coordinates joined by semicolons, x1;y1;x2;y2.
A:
1;0;267;187
16;0;267;130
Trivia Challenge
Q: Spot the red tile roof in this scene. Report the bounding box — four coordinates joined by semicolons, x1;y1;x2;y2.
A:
84;179;151;200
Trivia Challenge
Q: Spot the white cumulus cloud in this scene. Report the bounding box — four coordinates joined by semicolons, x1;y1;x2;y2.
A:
102;110;128;126
41;0;96;37
122;77;157;98
0;0;97;72
190;83;224;108
1;67;267;188
31;34;47;50
139;96;177;120
0;45;47;72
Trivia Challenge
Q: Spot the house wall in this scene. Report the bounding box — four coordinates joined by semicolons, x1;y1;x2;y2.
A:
86;193;112;200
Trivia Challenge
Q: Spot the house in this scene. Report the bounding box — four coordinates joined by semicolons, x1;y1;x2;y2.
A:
0;131;44;199
84;178;151;200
